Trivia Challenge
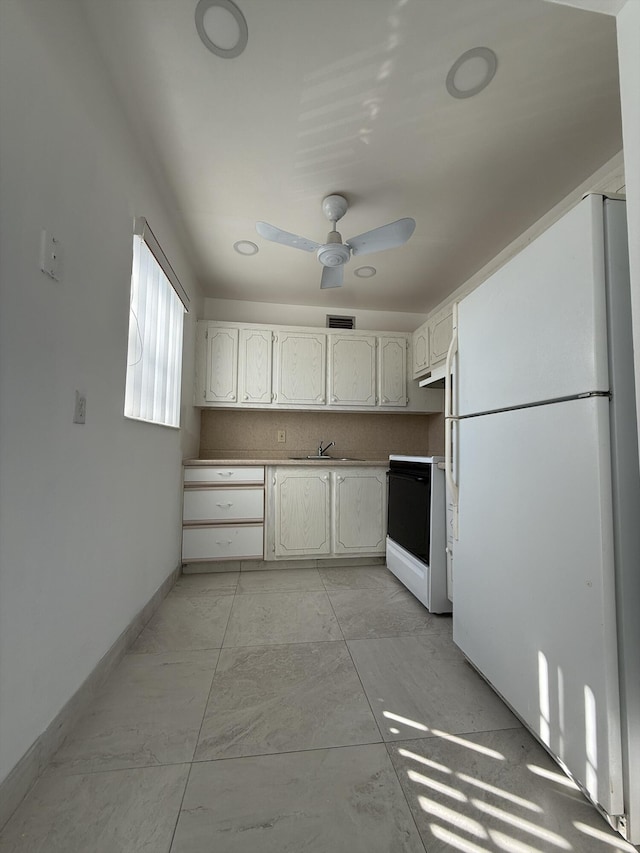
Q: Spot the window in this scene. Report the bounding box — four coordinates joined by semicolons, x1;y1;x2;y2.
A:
124;218;189;427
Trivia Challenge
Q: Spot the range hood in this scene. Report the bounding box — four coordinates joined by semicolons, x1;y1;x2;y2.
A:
418;363;447;388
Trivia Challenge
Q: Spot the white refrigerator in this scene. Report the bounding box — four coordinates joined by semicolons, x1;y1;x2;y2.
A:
447;195;640;844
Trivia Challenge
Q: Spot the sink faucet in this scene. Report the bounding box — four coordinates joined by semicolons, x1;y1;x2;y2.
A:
318;440;335;457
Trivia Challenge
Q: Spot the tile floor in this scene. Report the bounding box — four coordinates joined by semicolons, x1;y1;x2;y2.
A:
1;565;637;852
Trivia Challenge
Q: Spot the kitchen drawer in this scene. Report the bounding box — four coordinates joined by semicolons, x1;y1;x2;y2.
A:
183;487;264;524
184;466;265;485
182;524;264;562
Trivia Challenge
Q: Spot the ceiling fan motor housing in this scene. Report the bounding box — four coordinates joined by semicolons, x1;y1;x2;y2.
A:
317;233;350;267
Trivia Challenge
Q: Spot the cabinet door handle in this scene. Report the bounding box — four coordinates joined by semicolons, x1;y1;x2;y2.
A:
332;395;337;402
382;396;389;403
244;394;249;400
337;475;344;483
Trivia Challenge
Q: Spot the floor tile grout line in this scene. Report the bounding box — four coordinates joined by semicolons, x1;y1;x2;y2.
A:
216;584;238;654
187;588;237;769
189;740;391;765
382;741;429;853
38;759;197;780
323;584;348;644
342;634;387;744
167;762;193;853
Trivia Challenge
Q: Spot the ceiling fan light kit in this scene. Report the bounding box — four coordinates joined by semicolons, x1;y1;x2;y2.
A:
255;194;415;289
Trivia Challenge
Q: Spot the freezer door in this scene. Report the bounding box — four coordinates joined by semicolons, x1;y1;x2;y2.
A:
458;195;609;415
453;397;623;815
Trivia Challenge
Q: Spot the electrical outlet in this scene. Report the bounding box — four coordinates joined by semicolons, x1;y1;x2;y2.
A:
277;429;286;443
40;230;62;280
73;391;86;424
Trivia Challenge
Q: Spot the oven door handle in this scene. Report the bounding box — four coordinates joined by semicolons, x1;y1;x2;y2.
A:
387;471;430;484
445;303;459;539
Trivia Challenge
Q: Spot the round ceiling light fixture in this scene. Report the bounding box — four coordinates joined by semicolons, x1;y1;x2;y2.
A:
195;0;248;59
446;47;497;99
233;240;259;256
354;266;377;278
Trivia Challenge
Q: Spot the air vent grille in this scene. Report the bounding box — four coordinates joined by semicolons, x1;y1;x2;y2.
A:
326;314;356;330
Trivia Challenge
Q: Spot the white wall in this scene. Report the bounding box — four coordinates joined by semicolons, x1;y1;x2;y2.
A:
0;0;202;785
204;297;427;333
617;1;640;435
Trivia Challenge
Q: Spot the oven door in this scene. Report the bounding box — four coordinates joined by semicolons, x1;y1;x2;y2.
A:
387;467;431;564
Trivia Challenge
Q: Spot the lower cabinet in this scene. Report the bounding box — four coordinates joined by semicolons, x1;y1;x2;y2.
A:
270;468;332;557
182;466;265;562
265;466;387;560
333;468;387;554
182;463;388;564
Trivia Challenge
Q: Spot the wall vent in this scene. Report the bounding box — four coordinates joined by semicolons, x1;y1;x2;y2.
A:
326;314;356;330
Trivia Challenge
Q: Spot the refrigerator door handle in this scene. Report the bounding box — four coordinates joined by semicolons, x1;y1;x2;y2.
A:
445;303;459;539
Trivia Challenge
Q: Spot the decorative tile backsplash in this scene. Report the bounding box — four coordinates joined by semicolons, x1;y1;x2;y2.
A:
200;410;444;459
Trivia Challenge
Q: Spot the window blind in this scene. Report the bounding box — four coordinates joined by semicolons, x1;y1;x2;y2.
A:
124;222;186;428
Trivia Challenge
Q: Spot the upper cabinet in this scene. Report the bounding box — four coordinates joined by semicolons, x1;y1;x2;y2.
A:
204;326;238;403
328;334;376;406
412;322;429;378
429;304;454;366
274;331;326;406
195;320;443;412
239;328;273;404
411;302;454;379
378;335;407;406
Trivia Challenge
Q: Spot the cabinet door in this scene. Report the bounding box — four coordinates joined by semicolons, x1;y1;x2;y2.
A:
412;321;429;377
239;328;273;404
332;468;387;554
273;468;331;557
429;306;453;366
274;331;326;405
377;335;407;407
328;334;376;406
205;325;238;403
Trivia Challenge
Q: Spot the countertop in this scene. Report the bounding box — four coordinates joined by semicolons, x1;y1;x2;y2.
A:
184;456;389;467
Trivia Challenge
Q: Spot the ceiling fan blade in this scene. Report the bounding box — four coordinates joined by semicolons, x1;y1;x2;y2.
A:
320;265;344;289
256;221;321;252
346;218;416;256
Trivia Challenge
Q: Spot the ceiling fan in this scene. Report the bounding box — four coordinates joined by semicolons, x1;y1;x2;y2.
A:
256;194;416;289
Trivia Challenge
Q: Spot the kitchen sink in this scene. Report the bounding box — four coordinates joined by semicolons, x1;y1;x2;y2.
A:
288;456;363;461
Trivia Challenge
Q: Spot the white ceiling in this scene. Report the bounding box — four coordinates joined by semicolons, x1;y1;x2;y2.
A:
82;0;622;314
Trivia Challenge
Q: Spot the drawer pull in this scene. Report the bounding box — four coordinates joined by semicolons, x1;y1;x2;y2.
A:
216;540;233;546
217;471;234;477
216;502;234;508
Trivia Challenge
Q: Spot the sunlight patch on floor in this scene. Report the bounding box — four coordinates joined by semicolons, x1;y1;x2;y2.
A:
456;773;542;813
418;794;487;839
408;769;467;801
472;800;572;849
